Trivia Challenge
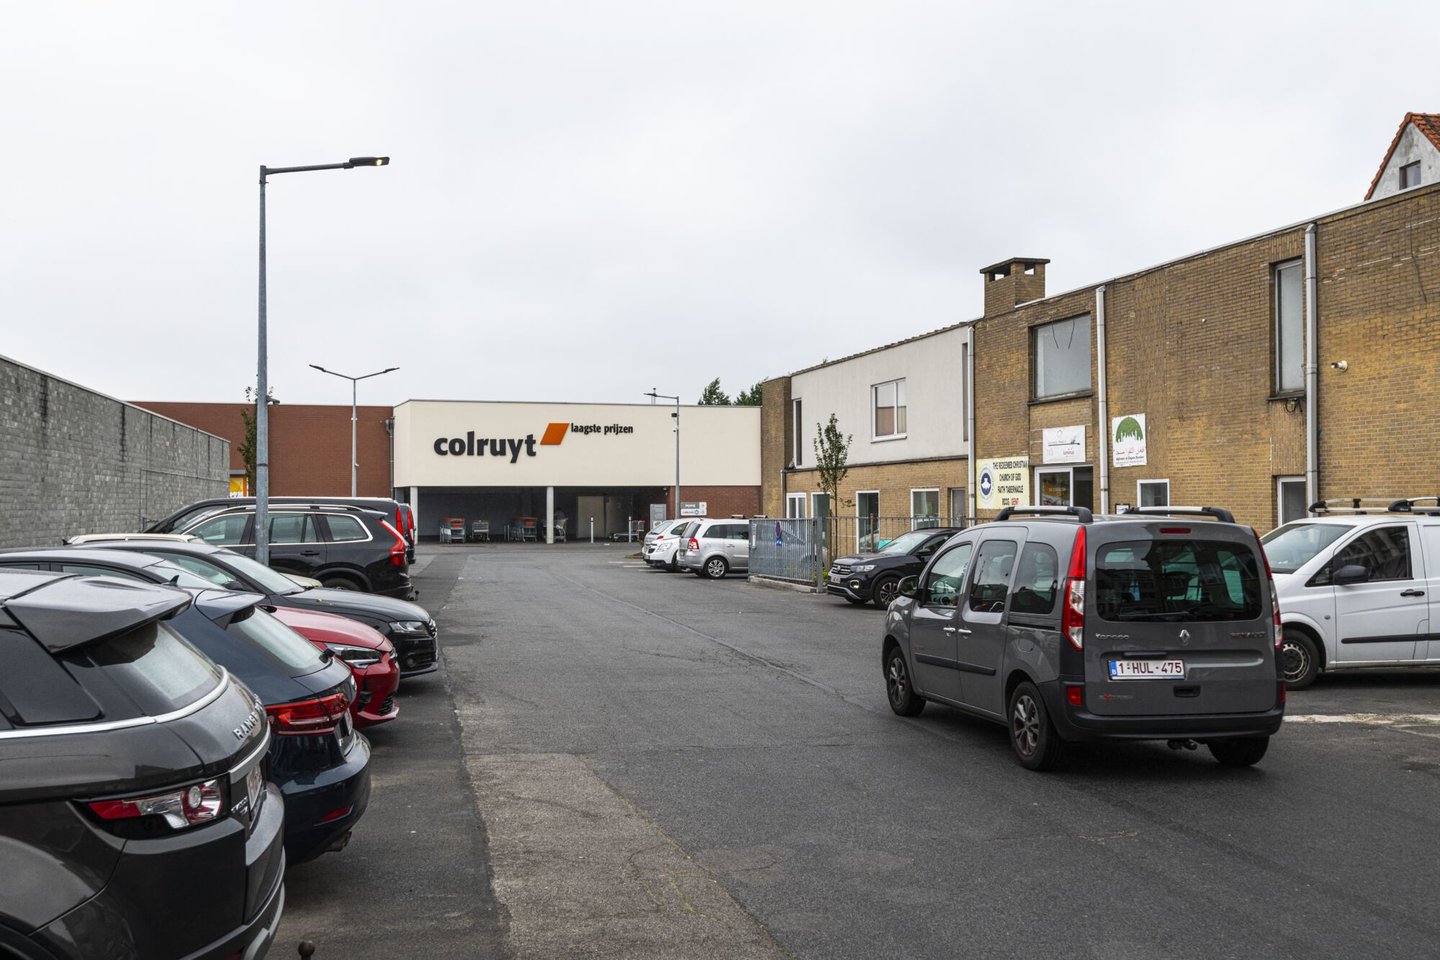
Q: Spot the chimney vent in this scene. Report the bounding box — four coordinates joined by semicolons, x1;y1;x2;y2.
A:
980;257;1049;317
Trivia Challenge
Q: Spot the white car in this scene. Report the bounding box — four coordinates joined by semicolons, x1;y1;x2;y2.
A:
1261;498;1440;688
642;521;694;571
642;518;688;548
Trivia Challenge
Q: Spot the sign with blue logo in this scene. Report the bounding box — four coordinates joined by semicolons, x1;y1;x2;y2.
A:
976;456;1029;509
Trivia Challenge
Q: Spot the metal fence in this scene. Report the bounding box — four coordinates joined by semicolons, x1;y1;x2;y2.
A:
748;515;968;589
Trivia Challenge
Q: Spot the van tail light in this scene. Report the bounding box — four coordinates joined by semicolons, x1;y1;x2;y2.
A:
1060;527;1088;650
267;692;350;735
87;778;224;830
1064;684;1084;707
382;519;407;567
1251;527;1282;647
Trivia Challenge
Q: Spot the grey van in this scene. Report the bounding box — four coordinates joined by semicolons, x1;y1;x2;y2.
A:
882;505;1285;770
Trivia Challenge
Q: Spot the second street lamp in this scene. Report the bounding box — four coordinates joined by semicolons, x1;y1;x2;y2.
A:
309;364;400;496
257;156;389;565
644;389;681;520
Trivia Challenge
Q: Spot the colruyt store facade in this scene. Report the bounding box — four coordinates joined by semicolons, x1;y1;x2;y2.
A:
392;400;761;541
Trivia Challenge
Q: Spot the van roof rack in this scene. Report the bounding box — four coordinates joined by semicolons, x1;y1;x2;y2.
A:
1123;505;1236;524
1308;497;1439;515
995;505;1093;524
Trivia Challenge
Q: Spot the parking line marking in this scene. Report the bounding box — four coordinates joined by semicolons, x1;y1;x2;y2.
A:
1287;713;1440;726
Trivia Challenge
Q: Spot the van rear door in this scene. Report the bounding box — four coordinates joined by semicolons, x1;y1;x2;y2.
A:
1084;524;1275;716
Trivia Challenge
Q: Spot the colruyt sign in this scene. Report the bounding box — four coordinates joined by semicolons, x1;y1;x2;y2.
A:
393;401;760;488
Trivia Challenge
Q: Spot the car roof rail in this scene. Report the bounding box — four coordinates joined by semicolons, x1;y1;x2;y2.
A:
994;505;1094;524
1308;497;1415;515
1386;496;1440;513
1123;505;1236;524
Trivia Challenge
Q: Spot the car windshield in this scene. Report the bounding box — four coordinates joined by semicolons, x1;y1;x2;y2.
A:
1260;522;1351;574
208;550;305;595
878;530;935;556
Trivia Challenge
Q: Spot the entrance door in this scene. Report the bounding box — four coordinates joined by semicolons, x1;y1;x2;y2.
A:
908;538;975;703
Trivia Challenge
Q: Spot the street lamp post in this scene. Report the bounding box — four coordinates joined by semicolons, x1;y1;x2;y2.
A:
309;364;400;496
645;389;681;519
257;156;388;564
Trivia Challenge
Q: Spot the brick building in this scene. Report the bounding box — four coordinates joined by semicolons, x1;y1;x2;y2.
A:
766;118;1440;534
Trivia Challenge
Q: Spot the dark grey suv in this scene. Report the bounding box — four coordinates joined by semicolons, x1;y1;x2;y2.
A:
882;505;1285;770
0;570;285;959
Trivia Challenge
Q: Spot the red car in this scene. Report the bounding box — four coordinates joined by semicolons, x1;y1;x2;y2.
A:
269;605;400;728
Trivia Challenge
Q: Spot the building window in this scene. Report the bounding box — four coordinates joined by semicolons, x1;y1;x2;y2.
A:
911;489;940;528
1400;161;1422;190
1138;479;1169;508
1032;314;1091;400
786;493;806;518
1274;260;1304;394
948;487;968;527
857;491;880;551
872;379;906;440
1277;476;1306;526
1036;466;1094;510
791;398;803;466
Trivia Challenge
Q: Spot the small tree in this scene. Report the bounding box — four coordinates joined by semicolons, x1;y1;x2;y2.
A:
813;413;851;563
698;378;731;405
734;381;763;406
238;405;257;493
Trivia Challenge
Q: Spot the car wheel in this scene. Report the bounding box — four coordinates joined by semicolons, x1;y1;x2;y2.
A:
871;575;902;608
884;645;925;717
703;556;729;579
1280;628;1320;689
1009;681;1065;771
1208;737;1269;767
320;575;362;591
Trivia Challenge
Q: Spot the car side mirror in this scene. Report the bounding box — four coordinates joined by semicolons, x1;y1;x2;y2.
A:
898;576;921;600
1332;563;1370;586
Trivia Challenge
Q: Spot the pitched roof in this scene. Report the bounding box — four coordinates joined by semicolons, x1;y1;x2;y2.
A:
1365;112;1440;200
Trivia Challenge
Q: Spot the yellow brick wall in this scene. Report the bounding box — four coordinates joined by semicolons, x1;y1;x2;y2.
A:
784;458;969;521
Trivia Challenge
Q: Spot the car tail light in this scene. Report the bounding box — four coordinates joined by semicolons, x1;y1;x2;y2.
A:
1251;527;1282;646
688;537;699;551
382;519;407;567
1061;528;1087;650
1064;684;1084;707
1278;680;1287;705
267;692;350;735
87;778;224;830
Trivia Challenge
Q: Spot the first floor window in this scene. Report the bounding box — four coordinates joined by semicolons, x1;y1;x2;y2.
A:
791;398;803;466
911;489;940;527
948;487;967;527
1138;480;1170;508
1274;260;1304;394
786;493;806;518
872;380;907;439
857;491;880;551
1277;476;1306;526
1036;466;1094;511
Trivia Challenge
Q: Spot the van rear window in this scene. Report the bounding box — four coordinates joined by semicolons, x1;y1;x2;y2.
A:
1096;540;1262;622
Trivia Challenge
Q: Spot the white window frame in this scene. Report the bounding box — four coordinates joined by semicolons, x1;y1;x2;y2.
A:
791;397;803;466
1274;259;1304;394
1400;160;1422;190
785;493;807;518
1137;479;1170;508
871;379;907;441
1277;476;1307;526
910;488;940;528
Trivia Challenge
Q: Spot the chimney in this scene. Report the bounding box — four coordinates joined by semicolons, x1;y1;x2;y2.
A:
980;257;1049;318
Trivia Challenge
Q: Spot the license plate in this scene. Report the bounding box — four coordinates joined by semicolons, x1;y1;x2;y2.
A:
1109;658;1186;680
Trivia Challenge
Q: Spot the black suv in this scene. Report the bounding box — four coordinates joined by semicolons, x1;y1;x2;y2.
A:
883;505;1285;770
179;503;415;599
0;570;285;960
148;496;417;562
828;527;963;607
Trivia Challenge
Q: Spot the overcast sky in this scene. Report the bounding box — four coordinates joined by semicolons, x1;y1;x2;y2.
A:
2;2;1432;409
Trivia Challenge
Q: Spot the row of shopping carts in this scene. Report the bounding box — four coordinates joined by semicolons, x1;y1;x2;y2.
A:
437;517;567;543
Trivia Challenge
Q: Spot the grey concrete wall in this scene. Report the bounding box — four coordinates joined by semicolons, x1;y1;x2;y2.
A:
0;356;229;548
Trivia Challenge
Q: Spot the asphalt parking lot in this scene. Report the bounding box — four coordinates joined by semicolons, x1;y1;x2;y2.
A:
277;542;1440;960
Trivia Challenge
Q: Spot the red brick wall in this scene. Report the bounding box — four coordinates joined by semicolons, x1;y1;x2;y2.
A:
648;485;762;520
134;402;396;497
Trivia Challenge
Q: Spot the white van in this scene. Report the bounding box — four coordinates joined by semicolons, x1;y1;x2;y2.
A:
1260;498;1440;688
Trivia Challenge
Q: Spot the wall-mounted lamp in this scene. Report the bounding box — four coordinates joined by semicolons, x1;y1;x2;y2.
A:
1330;360;1349;371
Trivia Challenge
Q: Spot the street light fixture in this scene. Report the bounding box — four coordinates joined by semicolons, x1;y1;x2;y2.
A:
309;364;400;496
645;389;681;520
256;155;389;564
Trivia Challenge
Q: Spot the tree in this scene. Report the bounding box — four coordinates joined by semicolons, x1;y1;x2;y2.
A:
698;378;731;405
237;405;257;494
813;413;851;566
734;381;763;406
